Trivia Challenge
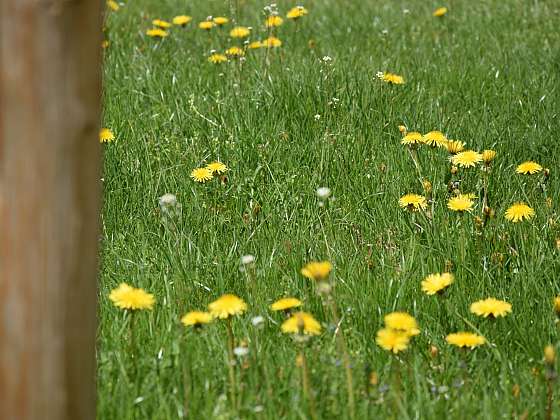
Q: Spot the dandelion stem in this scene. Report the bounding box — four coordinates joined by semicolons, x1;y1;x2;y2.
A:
299;348;317;420
226;318;237;410
407;147;424;188
182;333;191;418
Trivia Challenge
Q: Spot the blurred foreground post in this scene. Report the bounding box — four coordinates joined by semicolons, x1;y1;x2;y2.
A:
0;1;103;419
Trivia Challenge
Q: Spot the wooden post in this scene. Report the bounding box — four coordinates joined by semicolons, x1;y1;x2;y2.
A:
0;1;103;419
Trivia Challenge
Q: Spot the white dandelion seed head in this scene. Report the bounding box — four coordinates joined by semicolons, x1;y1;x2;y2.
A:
240;255;255;265
233;346;250;357
316;187;332;200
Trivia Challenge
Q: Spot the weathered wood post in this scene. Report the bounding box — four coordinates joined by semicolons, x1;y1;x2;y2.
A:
0;1;103;419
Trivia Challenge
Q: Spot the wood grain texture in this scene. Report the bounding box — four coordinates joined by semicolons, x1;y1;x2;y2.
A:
0;1;103;419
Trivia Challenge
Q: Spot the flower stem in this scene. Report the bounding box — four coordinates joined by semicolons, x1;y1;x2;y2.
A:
299;348;317;420
226;318;237;410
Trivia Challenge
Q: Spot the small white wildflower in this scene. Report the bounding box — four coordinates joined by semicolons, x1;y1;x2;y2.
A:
314;114;321;121
403;8;410;14
322;55;332;62
376;71;384;80
240;255;255;265
253;405;264;413
252;316;265;328
316;187;331;200
233;346;250;357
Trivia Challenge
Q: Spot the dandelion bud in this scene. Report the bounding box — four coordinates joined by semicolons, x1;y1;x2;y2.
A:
544;168;550;178
544;345;556;366
398;125;407;134
369;371;379;386
422;179;432;194
556;238;560;250
482;149;496;164
444;260;454;272
512;384;520;398
296;354;304;367
430;345;439;358
483;206;495;218
554;296;560;317
450;166;458;175
379;163;387;173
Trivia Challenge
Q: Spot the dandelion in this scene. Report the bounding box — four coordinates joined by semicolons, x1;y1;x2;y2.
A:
376;328;410;353
208;53;228;64
152;19;172;29
158;193;181;220
146;28;169;38
107;0;119;12
544;345;557;420
384;312;420;337
516;161;543;175
554;296;560;317
208;294;247;319
248;41;263;49
399;193;427;211
99;128;115;143
206;161;228;174
470;298;512;318
263;36;282;48
446;332;486;349
240;255;255;266
423;131;448;147
287;6;308;19
173;15;192;26
446;140;465;154
433;7;448;17
109;283;155;310
230;26;251;38
271;297;302;312
401;132;424;146
265;15;284;27
181;311;213;328
190;167;213;183
482;149;496;164
398;125;407;134
281;311;322;335
213;17;229;26
421;273;454;295
225;46;245;57
301;261;332;281
447;195;474;213
505;202;535;223
199;21;215;30
451;150;483;168
377;72;405;85
316;187;332;200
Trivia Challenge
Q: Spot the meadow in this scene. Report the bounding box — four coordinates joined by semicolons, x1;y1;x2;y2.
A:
98;0;560;418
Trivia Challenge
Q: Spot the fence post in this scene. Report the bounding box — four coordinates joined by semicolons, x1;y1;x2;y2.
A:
0;1;103;419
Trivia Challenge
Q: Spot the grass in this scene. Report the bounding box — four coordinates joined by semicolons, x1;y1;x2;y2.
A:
98;0;560;418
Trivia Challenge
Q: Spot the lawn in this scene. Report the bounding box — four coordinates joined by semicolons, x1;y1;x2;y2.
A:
98;0;560;418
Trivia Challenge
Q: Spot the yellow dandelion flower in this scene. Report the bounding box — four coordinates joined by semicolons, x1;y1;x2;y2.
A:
287;6;308;19
225;46;245;57
376;328;410;353
446;140;465;154
263;36;282;48
208;53;228;64
378;72;405;85
248;41;263;49
446;332;486;349
421;273;454;295
545;345;556;365
181;311;213;327
451;150;482;168
423;131;448;147
271;297;303;312
401;132;424;146
433;7;448;17
470;298;512;318
482;149;496;164
199;21;215;30
109;283;155;311
190;167;213;182
146;28;169;38
206;161;228;174
265;15;283;27
384;312;420;337
101;40;110;49
447;195;474;213
107;0;119;12
152;19;172;29
213;17;229;26
281;311;321;335
505;202;535;223
398;193;427;211
516;161;542;175
301;261;332;281
230;26;250;38
99;128;115;143
173;15;192;26
208;294;247;319
554;296;560;316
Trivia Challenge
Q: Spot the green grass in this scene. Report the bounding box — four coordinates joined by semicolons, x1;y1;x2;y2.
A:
98;0;560;418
